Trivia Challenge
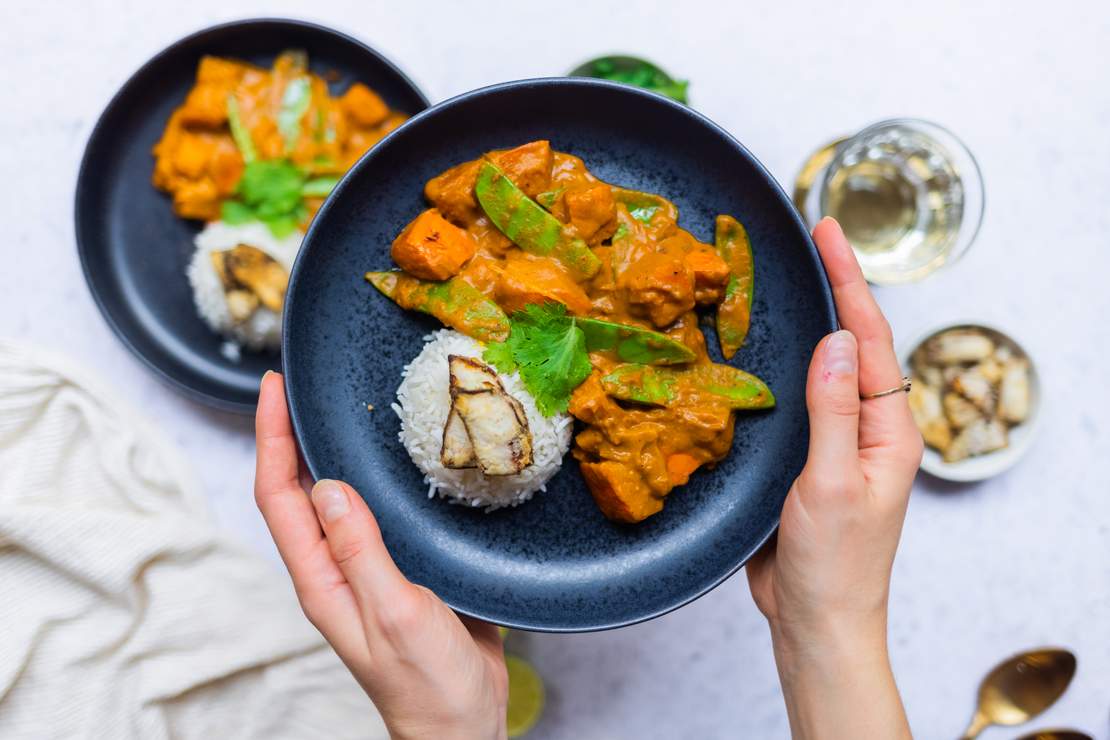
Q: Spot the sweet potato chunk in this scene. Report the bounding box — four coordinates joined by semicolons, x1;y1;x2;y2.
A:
425;161;481;223
580;461;663;523
491;141;553;197
666;453;702;486
496;252;592;316
391;209;476;281
620;236;695;327
565;184;617;243
341;83;389;127
195;55;247;84
686;247;731;304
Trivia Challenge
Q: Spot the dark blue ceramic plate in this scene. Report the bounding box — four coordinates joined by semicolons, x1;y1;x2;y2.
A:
75;19;429;413
284;79;836;631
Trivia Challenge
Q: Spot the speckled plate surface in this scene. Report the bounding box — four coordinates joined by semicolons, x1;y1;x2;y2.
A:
283;79;836;631
75;18;429;413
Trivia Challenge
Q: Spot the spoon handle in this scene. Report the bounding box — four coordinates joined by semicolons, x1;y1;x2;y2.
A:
959;710;991;740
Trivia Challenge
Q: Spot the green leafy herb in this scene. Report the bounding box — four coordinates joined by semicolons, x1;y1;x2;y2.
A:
239;160;304;217
301;176;341;198
220;86;336;237
220;200;255;225
482;338;516;373
278;77;312;154
226;94;256;163
260;208;305;239
220;159;309;237
483;303;592;416
582;57;689;104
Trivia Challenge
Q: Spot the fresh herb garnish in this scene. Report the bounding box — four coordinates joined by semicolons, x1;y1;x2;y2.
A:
221;92;337;237
581;57;689;104
301;176;341;197
483;302;593;416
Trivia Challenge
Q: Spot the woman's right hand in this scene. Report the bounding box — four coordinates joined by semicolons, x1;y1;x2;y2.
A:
746;218;922;739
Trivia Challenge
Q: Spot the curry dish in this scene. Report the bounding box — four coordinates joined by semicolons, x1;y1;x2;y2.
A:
153;51;406;224
368;141;773;523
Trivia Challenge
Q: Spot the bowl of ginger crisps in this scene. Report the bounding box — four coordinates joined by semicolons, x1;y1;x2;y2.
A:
902;321;1041;482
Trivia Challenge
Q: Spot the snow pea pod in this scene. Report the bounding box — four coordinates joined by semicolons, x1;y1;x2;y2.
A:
577;317;696;365
600;363;774;410
611;187;678;225
365;271;509;343
714;214;754;359
474;161;600;279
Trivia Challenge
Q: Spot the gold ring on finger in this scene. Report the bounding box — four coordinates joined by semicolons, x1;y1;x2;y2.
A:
861;376;912;400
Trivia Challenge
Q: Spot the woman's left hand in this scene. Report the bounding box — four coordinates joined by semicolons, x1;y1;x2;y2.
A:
254;371;508;740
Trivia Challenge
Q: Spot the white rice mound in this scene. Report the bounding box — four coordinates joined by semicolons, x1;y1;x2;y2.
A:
393;329;574;510
187;221;304;353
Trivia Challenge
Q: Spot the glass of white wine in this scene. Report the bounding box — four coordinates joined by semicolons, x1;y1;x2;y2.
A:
796;119;984;285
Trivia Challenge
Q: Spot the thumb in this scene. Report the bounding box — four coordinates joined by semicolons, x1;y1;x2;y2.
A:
803;330;861;478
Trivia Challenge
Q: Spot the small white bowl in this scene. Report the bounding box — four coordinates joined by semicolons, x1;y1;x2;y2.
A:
897;320;1042;482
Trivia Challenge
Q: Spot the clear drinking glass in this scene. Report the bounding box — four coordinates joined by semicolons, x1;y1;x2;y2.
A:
797;119;984;285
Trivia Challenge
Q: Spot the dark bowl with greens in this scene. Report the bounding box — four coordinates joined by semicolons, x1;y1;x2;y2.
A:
569;55;689;103
75;19;428;413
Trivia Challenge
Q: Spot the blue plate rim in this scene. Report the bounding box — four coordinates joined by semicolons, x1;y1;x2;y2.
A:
283;77;837;631
73;17;431;414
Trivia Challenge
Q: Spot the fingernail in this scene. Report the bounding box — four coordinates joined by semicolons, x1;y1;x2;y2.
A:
260;369;274;389
823;330;857;376
312;480;349;522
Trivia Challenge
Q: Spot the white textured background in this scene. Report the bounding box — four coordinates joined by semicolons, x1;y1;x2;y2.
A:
2;1;1108;738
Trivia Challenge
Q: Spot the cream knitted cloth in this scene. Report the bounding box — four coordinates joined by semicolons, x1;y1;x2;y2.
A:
0;341;387;739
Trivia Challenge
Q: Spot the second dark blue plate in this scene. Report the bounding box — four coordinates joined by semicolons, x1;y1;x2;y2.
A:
284;79;836;631
76;19;429;412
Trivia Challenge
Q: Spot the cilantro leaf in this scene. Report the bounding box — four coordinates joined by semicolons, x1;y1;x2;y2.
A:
220;199;256;225
482;338;517;374
261;212;301;239
301;176;341;198
221;161;309;237
483;303;592;416
239;160;305;213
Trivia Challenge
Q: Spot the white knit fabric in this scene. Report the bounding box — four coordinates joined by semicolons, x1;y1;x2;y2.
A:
0;341;387;739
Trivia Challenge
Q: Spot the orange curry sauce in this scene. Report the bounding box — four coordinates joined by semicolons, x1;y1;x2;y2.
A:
404;141;737;523
152;51;407;223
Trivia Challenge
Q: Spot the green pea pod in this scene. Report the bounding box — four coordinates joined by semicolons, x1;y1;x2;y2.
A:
600;363;774;410
576;317;696;365
226;94;256;163
278;77;311;155
612;188;678;225
365;271;509;343
474;161;600;279
715;214;754;359
535;188;564;211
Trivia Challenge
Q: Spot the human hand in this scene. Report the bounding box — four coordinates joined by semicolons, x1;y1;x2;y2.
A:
254;372;508;740
746;218;922;738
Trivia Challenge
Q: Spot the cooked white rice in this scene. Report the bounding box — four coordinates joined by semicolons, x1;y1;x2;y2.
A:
393;329;574;510
187;221;304;353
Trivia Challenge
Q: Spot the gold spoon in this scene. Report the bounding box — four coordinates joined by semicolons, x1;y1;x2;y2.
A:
1013;731;1093;740
960;648;1077;739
